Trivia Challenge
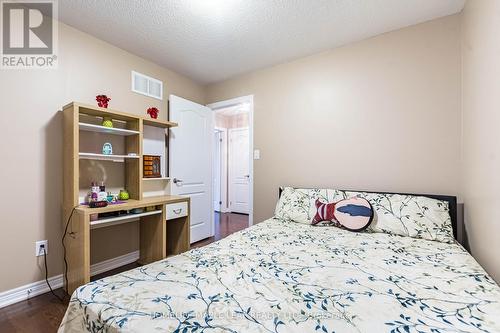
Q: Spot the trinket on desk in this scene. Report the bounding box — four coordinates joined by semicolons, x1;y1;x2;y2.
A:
102;142;113;155
102;117;113;128
119;189;129;200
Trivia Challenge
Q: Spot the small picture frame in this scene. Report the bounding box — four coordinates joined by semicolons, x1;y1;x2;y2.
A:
143;155;161;178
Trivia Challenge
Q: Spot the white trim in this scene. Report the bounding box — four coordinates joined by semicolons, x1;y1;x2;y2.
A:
228;127;250;214
0;274;64;310
207;95;254;225
89;250;140;277
213;128;221;211
214;127;229;213
0;250;140;309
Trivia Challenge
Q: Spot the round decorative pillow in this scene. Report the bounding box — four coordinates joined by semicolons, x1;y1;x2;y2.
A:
312;197;373;231
334;197;373;231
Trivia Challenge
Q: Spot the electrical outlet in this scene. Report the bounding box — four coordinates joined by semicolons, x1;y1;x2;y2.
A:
253;149;260;160
35;240;48;257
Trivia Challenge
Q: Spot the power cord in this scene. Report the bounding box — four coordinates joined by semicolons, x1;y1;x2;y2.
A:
61;207;76;296
41;207;76;303
42;246;64;302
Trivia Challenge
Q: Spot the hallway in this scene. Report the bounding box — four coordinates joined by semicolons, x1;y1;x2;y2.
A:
191;212;249;248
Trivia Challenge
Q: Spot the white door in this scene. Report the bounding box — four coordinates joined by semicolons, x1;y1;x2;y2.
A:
213;130;222;212
169;95;213;243
229;128;250;214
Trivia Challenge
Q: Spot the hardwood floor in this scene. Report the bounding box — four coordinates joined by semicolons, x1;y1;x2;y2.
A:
0;212;248;333
192;211;249;248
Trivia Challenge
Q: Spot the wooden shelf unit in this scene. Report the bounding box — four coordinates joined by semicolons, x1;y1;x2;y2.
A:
62;102;190;295
79;122;141;136
78;152;140;162
90;210;162;230
65;102;143;202
143;177;170;181
143;117;178;128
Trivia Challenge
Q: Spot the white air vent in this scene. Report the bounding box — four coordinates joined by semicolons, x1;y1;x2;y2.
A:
131;71;163;100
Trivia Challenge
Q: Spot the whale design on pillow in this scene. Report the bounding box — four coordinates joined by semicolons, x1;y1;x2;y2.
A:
337;204;373;217
312;197;373;231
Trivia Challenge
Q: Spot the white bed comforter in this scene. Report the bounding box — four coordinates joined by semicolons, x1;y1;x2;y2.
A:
59;218;500;333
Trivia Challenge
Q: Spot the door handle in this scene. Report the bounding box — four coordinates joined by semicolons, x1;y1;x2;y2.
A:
244;174;250;179
173;178;183;185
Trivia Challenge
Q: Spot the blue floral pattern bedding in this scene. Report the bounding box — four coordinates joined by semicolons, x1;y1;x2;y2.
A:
59;218;500;333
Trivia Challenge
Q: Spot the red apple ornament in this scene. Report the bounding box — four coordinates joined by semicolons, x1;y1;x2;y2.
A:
147;107;159;119
96;95;111;108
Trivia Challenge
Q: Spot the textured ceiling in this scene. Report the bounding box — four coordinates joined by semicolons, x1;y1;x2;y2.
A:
59;0;465;84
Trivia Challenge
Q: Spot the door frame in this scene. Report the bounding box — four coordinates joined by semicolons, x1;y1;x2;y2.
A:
214;127;229;213
207;95;254;225
213;129;222;212
228;127;250;214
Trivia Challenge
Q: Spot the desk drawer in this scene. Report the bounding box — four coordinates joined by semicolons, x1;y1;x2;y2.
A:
166;201;188;220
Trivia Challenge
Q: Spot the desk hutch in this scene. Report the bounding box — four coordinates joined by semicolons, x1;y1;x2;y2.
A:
62;102;190;295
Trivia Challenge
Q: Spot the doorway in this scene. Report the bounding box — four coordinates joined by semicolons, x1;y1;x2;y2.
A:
208;96;254;228
213;128;227;213
228;127;250;213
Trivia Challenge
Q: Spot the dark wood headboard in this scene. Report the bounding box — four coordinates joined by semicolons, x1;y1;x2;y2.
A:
278;187;458;240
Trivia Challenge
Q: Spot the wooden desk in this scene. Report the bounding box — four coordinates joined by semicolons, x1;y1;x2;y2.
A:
64;195;190;295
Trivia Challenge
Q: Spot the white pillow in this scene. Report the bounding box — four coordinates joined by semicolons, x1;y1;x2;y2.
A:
346;191;454;243
274;187;455;243
274;187;346;224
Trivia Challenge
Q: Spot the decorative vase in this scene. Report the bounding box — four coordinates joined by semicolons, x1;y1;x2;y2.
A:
102;117;113;128
119;189;129;200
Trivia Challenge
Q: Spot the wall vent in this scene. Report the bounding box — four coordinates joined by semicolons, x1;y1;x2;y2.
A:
131;71;163;100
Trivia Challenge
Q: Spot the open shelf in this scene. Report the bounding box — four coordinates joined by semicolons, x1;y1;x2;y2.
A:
79;122;140;136
90;210;162;230
142;177;170;181
143;118;178;128
79;152;140;162
67;102;140;123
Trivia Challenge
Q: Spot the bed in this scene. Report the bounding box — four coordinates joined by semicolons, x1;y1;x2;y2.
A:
59;188;500;333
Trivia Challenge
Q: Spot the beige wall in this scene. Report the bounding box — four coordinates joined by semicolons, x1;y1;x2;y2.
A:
461;0;500;281
0;23;205;292
207;15;462;224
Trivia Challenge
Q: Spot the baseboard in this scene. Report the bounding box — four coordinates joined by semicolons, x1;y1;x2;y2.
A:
0;250;140;309
0;274;65;310
89;250;140;276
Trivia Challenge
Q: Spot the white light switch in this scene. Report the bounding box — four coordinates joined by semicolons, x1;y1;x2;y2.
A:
253;149;260;160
